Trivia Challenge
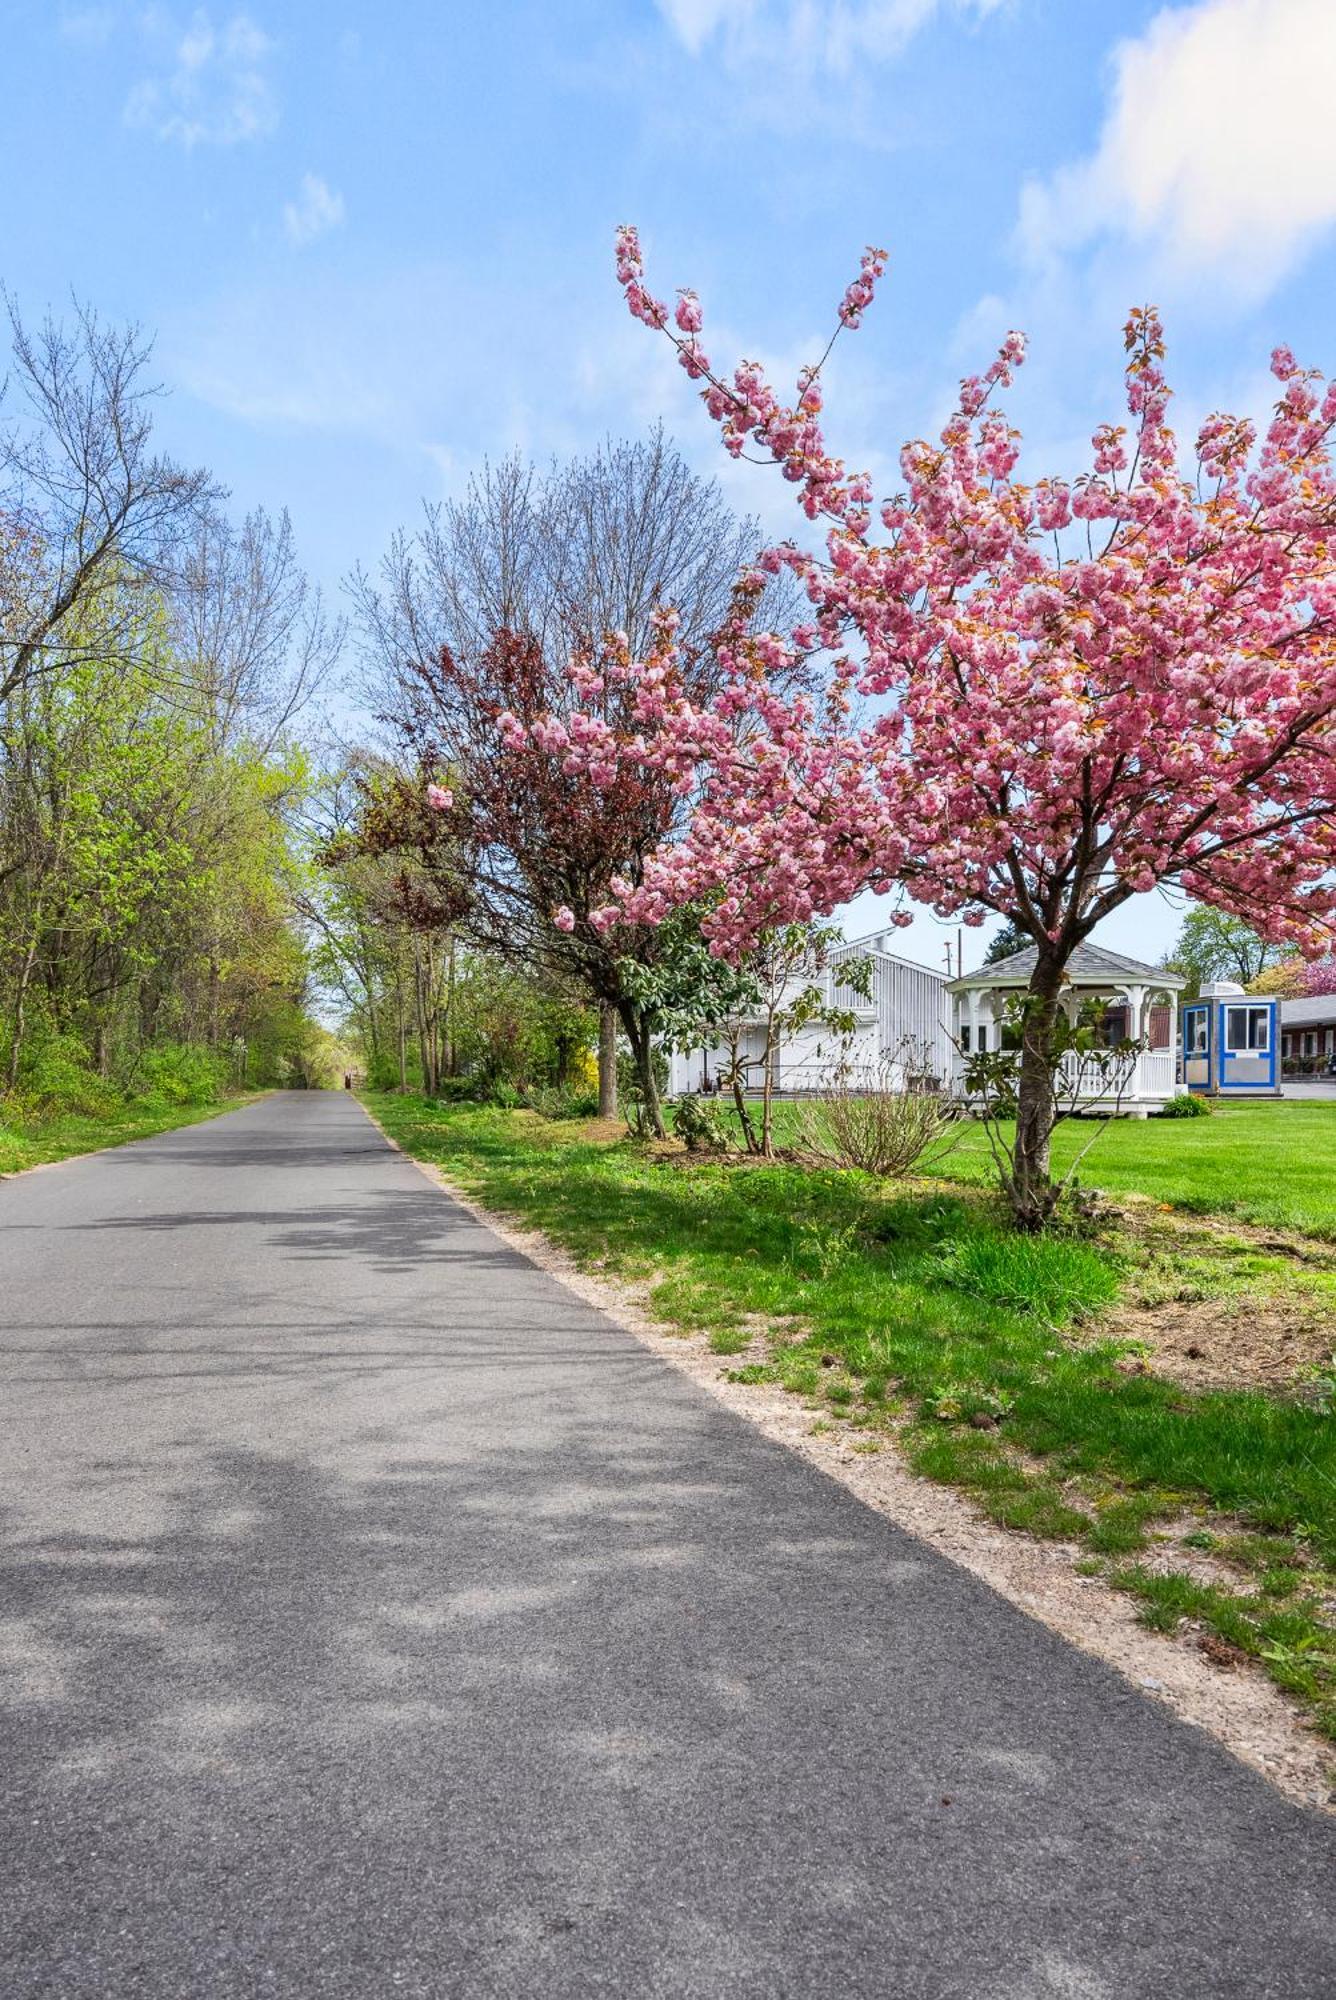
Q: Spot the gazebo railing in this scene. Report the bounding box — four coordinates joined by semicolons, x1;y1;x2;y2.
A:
949;1047;1174;1100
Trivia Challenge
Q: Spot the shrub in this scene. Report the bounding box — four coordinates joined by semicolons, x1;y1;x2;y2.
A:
800;1066;963;1177
432;1076;483;1103
133;1043;228;1106
1157;1092;1211;1118
527;1083;600;1121
9;1030;116;1119
671;1094;731;1152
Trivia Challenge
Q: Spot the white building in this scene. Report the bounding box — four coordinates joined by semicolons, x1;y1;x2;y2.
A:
946;944;1185;1117
666;934;951;1098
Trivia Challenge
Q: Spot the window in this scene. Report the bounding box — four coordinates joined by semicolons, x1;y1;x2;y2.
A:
976;1024;989;1053
1305;1032;1318;1058
1225;1005;1270;1053
1187;1010;1208;1055
959;1024;971;1053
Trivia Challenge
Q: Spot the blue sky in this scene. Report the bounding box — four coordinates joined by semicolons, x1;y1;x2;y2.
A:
10;0;1336;971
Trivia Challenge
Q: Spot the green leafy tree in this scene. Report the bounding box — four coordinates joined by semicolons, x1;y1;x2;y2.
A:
1165;907;1277;997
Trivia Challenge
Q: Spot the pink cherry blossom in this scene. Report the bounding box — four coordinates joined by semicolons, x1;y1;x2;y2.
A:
563;230;1336;998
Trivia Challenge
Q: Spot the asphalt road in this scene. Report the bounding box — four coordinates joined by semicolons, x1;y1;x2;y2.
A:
1;1092;1333;1999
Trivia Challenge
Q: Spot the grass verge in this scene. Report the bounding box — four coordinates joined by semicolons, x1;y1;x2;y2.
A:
0;1092;263;1175
367;1092;1336;1739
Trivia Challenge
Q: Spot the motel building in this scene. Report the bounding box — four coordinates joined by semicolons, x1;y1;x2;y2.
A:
1280;995;1336;1076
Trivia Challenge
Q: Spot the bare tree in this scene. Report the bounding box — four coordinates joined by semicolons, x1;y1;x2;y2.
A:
171;505;343;756
0;294;216;705
351;429;793;1116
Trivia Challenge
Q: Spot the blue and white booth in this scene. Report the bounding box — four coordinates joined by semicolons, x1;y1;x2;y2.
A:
1182;981;1280;1098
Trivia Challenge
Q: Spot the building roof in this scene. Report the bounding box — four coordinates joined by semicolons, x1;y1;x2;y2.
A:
1280;995;1336;1027
947;942;1186;993
835;934;946;982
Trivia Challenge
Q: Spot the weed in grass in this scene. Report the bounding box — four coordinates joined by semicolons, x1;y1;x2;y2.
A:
1214;1532;1310;1577
708;1328;752;1357
1084;1492;1172;1556
0;1093;259;1175
1112;1566;1336;1735
907;1426;1092;1540
725;1363;780;1386
934;1231;1120;1325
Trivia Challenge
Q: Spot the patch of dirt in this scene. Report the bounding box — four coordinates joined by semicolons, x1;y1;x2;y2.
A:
376;1127;1336;1817
573;1117;634;1145
1102;1293;1334;1394
1098;1197;1336;1394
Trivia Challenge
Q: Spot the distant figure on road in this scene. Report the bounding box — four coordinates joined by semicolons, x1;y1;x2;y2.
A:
343;1073;352;1090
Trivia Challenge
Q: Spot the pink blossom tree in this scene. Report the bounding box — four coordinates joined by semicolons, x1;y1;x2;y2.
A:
1298;958;1336;998
552;229;1336;1226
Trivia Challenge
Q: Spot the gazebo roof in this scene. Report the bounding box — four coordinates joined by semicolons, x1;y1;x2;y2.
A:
947;943;1186;994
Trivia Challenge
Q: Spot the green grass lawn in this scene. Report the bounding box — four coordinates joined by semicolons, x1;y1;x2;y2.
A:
939;1101;1336;1235
742;1098;1336;1235
367;1092;1336;1738
0;1092;261;1176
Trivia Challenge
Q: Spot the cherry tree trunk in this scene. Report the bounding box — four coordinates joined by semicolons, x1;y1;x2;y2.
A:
1011;957;1065;1231
598;1003;618;1120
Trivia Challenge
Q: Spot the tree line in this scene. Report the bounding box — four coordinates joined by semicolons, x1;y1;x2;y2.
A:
0;297;340;1118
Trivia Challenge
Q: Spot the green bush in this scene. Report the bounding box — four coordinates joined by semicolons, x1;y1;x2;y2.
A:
1156;1092;1211;1118
365;1052;406;1091
671;1094;732;1152
527;1084;600;1121
133;1043;228;1106
432;1076;483;1103
6;1029;117;1120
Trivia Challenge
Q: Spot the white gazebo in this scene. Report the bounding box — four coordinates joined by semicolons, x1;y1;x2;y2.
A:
946;944;1186;1117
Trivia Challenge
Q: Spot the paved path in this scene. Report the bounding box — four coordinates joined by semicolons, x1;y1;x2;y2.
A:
1;1093;1332;1998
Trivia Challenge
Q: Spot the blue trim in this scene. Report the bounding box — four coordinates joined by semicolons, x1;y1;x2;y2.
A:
1181;998;1278;1093
1215;998;1278;1092
1181;1005;1209;1092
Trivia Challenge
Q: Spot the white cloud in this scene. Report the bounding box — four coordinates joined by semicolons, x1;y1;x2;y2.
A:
283;174;345;246
658;0;1004;71
1019;0;1336;300
125;9;277;147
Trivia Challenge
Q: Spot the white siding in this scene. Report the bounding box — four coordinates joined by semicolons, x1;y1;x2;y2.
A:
665;940;950;1096
831;943;952;1087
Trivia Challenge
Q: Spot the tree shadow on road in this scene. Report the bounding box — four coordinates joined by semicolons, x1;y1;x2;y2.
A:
2;1411;1333;1997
